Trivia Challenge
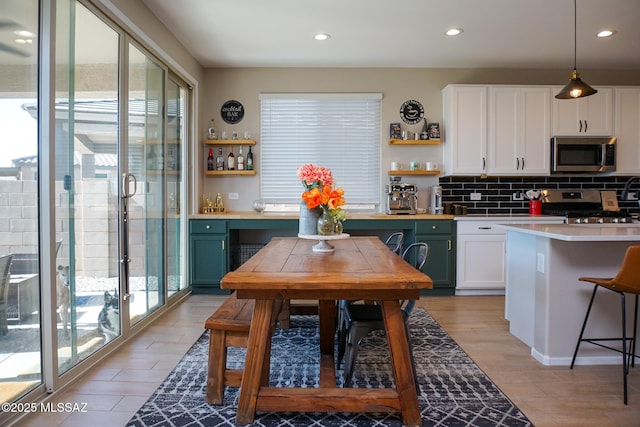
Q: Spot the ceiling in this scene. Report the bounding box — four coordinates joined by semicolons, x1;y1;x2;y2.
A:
141;0;640;70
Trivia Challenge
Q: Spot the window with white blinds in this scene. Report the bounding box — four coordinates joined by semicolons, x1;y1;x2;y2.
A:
259;93;381;209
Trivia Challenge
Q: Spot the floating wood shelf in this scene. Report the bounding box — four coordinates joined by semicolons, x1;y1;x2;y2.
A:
204;170;256;176
204;139;256;145
389;139;441;145
388;170;440;176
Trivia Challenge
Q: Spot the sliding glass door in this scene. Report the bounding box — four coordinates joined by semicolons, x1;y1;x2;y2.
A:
166;78;186;296
0;0;41;403
54;0;122;374
0;1;189;415
127;43;166;325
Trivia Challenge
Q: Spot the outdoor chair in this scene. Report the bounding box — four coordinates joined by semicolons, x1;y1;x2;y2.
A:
0;254;13;336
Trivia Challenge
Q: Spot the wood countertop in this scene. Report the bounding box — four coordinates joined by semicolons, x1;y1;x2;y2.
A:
190;211;454;220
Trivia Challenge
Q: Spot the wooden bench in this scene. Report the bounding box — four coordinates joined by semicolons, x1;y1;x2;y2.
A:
204;292;282;404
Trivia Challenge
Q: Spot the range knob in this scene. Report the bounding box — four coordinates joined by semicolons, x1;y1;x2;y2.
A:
597;218;604;224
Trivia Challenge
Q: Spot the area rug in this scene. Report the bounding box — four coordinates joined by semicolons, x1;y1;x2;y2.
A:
126;308;533;427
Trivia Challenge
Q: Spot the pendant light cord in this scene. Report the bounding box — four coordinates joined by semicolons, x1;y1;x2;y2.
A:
573;0;577;69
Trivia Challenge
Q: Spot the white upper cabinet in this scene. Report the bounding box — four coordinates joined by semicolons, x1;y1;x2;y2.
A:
488;86;551;175
551;87;614;136
442;85;487;175
614;87;640;174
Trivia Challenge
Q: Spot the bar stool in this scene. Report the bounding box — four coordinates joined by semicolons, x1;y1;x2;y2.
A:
571;245;640;405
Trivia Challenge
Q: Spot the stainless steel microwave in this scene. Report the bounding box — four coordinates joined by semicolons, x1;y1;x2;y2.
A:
551;136;616;174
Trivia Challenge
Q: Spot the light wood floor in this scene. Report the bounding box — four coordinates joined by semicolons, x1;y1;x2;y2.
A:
17;294;640;427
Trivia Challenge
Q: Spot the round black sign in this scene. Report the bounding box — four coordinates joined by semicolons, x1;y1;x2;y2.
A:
399;100;424;125
221;100;244;124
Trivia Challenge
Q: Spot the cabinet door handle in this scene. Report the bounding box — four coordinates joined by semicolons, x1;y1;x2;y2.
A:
478;226;492;230
432;225;437;230
521;157;525;169
482;157;486;170
584;120;588;132
205;225;211;229
221;240;225;251
516;158;520;170
447;239;452;251
579;120;582;132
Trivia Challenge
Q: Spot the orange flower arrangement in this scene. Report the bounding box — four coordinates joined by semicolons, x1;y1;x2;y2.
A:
298;164;346;224
302;185;345;210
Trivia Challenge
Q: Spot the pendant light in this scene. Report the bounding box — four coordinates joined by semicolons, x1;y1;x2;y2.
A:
555;0;597;99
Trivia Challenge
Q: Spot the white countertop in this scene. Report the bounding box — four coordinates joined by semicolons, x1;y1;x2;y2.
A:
454;214;566;222
496;223;640;241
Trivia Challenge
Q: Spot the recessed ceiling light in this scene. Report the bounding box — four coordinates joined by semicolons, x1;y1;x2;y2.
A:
314;33;330;41
445;28;463;36
14;38;33;45
596;30;615;38
14;30;35;38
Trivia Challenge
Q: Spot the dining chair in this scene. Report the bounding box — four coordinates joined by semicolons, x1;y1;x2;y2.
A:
0;254;14;336
336;232;405;367
570;245;640;405
341;242;429;386
384;231;404;254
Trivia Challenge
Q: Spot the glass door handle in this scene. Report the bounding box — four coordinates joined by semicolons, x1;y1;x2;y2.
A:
122;173;137;198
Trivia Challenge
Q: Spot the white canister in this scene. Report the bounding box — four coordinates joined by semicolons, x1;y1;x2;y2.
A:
425;161;438;171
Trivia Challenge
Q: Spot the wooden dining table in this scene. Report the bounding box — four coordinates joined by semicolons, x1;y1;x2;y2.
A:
220;236;433;426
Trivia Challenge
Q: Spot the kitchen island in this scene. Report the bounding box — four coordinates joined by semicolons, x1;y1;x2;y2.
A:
496;223;640;366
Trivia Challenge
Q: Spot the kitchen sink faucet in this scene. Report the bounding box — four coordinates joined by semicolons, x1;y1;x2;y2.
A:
620;176;640;202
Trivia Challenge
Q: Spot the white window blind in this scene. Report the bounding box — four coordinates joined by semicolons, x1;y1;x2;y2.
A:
259;93;381;208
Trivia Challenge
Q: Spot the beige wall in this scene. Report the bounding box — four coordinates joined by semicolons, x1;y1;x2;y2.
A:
201;67;640;212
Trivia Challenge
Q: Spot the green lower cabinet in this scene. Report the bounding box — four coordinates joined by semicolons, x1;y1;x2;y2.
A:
415;220;455;295
188;217;456;295
189;220;229;294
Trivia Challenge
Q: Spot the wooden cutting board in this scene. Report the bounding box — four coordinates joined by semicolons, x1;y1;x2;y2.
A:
600;190;620;211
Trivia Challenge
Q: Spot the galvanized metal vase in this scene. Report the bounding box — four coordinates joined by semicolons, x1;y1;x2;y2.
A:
298;201;321;235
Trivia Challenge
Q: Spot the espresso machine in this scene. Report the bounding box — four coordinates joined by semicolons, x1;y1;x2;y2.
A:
385;177;418;215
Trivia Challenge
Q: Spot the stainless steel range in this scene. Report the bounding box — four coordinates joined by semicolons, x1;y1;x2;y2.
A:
541;189;633;224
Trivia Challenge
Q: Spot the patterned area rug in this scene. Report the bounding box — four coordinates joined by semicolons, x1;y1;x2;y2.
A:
127;308;533;427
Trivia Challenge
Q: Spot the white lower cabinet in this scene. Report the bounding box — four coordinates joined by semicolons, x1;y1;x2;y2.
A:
455;217;565;295
456;221;507;294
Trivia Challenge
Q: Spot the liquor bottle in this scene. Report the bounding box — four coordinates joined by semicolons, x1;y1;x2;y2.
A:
207;148;214;171
227;147;235;170
207;119;217;140
237;146;245;170
215;147;224;171
246;146;254;170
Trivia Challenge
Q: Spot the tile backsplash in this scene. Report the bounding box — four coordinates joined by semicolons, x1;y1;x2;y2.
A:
439;175;640;215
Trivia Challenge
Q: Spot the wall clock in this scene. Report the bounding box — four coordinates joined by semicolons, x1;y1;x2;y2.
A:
399;99;424;125
221;100;245;124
